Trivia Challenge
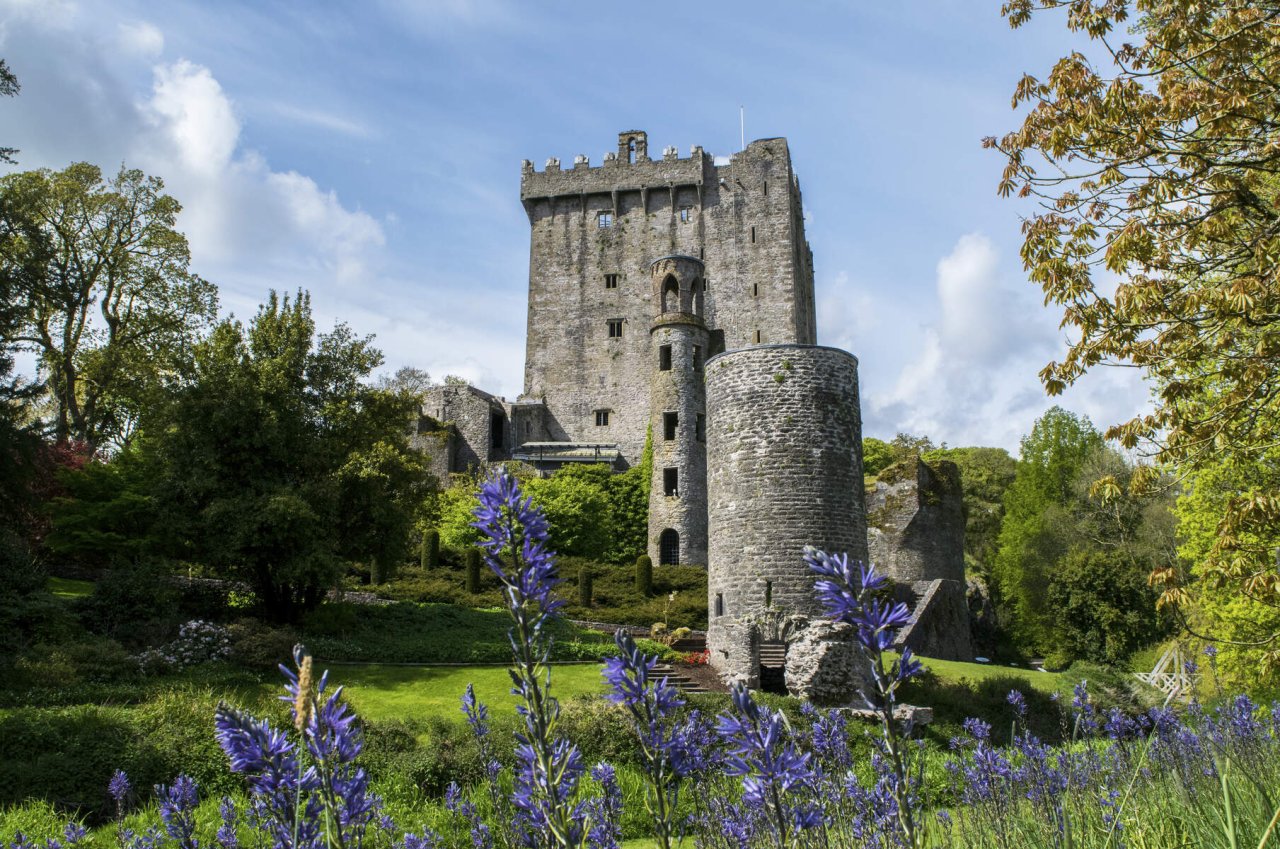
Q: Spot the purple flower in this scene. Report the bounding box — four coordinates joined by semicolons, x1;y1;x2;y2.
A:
717;683;820;843
215;798;238;849
155;775;199;849
472;471;585;848
1007;689;1027;719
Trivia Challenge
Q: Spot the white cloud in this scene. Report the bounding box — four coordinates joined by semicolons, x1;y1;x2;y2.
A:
271;103;373;138
859;233;1149;451
116;20;163;58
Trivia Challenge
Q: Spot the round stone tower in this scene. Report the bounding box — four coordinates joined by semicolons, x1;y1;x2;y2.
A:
647;255;710;567
703;344;866;684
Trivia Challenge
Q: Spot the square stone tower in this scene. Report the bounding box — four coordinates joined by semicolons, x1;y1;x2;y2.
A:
512;130;817;566
519;131;816;464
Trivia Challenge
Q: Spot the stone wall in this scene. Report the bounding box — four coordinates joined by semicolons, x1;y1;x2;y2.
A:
421;384;510;471
866;458;965;584
704;344;866;684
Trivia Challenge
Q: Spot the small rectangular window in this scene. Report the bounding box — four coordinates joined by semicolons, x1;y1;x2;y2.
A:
658;344;672;371
594;409;610;426
751;226;756;243
604;273;618;289
679;206;692;223
695;413;705;442
753;282;759;298
763;180;768;196
691;345;702;372
715;593;724;617
765;580;773;608
598;212;613;228
663;412;678;441
608;319;624;338
663;467;678;497
753;329;762;344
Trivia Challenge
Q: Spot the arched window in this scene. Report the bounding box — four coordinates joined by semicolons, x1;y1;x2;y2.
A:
692;278;705;317
659;529;680;565
661;275;679;313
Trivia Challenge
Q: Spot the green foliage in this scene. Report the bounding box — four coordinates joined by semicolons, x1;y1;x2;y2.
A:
924;446;1017;570
148;291;428;624
297;600;613;663
1175;447;1280;697
0;163;218;450
862;437;895;477
465;549;482;595
437;462;646;564
1045;549;1166;667
993;408;1103;650
421;529;440;570
376;560;708;631
992;408;1172;662
74;561;178;647
578;566;593;606
635;554;653;597
45;449;162;566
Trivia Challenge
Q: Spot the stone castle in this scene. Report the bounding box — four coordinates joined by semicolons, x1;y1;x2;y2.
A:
421;130;972;693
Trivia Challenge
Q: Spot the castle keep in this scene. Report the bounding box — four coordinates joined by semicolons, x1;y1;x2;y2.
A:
424;129;973;693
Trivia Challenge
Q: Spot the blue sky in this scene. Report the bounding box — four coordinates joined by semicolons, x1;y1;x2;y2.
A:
0;0;1149;451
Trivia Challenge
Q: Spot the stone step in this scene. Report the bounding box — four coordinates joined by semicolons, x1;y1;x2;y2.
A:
652;663;712;694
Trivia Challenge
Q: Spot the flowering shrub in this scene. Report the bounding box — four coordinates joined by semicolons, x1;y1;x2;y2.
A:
9;472;1280;849
135;619;232;674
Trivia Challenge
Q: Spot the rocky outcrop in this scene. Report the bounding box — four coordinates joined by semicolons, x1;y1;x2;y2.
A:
783;617;872;706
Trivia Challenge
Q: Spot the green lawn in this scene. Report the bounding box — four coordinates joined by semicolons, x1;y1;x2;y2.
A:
916;654;1063;693
333;663;610;724
47;576;94;599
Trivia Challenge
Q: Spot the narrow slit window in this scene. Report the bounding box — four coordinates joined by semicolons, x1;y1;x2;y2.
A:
765;580;773;608
659;344;672;371
663;412;678;441
753;282;759;298
598;211;613;228
692;345;702;372
695;413;705;442
604;273;618;289
751;226;756;243
763;180;768;196
715;593;724;617
594;409;610;426
753;329;762;344
608;319;624;338
663;467;678;497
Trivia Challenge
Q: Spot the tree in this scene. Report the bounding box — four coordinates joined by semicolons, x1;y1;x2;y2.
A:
0;163;217;452
376;366;432;401
993;407;1103;650
0;58;18;164
990;0;1280;665
152;291;427;623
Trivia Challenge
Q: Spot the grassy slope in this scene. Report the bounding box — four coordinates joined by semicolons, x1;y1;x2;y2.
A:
46;576;94;598
917;655;1063;693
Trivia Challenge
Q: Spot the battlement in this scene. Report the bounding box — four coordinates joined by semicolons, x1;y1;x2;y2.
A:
520;130;793;202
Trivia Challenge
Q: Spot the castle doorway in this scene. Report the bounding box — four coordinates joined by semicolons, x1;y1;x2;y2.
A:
661;275;679;313
659;529;680;565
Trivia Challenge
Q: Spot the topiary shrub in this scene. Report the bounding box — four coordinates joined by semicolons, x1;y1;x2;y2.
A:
635;554;653;597
466;549;482;595
578;567;593;607
421;530;440;570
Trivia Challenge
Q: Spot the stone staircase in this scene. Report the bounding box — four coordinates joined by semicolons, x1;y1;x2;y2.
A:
759;640;788;694
653;634;711;694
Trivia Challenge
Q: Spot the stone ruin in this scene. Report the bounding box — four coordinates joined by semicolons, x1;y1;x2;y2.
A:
867;458;975;662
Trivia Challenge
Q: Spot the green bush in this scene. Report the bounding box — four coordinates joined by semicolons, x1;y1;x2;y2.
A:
635;554;653;597
226;618;300;670
465;549;482;594
421;529;440;570
75;560;179;646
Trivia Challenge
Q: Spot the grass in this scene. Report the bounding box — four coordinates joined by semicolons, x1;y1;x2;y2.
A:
47;576;94;599
333;662;610;725
915;654;1063;693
